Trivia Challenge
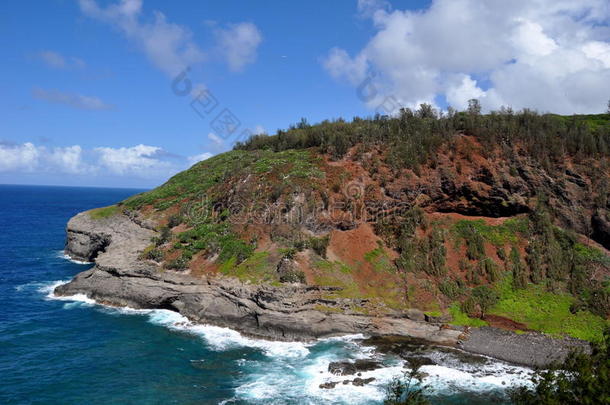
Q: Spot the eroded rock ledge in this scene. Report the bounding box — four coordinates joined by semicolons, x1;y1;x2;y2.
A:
56;211;588;367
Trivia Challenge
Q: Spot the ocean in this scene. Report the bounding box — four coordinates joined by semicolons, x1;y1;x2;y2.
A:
0;184;531;404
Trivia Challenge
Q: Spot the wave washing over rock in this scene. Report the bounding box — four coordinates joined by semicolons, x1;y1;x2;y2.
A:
47;279;534;404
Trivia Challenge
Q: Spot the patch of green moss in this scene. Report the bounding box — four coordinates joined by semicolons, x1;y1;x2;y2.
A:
448;303;488;327
490;275;609;342
219;252;277;283
89;205;119;219
364;244;394;273
453;217;529;246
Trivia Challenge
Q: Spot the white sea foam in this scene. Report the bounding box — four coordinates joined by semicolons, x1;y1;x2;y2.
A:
55;250;92;265
41;279;533;403
42;280;309;359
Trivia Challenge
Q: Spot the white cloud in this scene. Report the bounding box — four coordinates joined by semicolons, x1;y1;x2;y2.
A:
324;0;610;114
94;144;172;176
0;141;201;182
207;132;223;146
188;152;213;165
215;22;262;72
37;50;85;69
48;146;87;174
78;0;205;77
0;143;41;172
0;143;88;174
32;88;114;111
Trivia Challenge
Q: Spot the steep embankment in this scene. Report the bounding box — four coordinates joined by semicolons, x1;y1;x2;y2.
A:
56;210;587;366
56;111;610;366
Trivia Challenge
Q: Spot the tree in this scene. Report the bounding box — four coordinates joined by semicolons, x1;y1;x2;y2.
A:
511;328;609;405
467;98;482;115
384;361;430;405
472;285;499;317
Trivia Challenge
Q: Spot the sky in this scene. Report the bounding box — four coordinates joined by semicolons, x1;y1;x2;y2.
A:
1;0;609;188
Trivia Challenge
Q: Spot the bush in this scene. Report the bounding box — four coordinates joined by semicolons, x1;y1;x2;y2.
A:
153;226;172;247
309;236;330;258
145;248;164;262
439;278;464;299
165;256;189;270
167;214;182;228
511;328;609;404
384;360;430;405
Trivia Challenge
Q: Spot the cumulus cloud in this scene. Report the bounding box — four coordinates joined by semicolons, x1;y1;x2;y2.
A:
0;140;202;182
78;0;205;77
0;143;41;172
36;50;85;69
324;0;610;114
207;132;223;146
215;22;262;72
32;88;114;111
94;144;173;176
0;143;88;173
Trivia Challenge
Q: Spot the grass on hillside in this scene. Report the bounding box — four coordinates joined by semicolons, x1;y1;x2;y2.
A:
88;205;119;219
219;252;278;283
448;303;488;327
452;217;529;246
490;275;609;342
122;149;323;211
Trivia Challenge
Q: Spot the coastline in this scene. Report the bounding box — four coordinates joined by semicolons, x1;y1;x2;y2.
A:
55;210;590;368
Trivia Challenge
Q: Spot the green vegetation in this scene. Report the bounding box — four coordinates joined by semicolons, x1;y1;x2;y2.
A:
236;107;610;174
176;222;254;266
364;243;394;273
384;361;430;405
88;205;119;219
453;217;528;247
490;275;609;342
511;328;609;405
123;149;323;211
448;303;488;327
219;252;278;283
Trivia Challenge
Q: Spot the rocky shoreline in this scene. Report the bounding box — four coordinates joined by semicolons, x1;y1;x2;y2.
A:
55;211;589;368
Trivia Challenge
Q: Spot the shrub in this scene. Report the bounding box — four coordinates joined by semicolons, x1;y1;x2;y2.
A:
167;214;182;228
511;328;609;405
166;256;189;270
145;248;164;262
309;236;330;258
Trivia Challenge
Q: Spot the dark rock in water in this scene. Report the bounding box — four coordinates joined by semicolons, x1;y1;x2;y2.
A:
319;381;338;389
352;377;375;386
328;359;382;376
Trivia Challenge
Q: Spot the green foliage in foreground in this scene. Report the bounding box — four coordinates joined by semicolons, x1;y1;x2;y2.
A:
491;276;609;342
511;328;610;405
384;361;430;405
88;205;119;219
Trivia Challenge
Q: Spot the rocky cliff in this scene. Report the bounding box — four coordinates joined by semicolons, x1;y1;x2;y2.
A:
56;111;609;367
56;210;588;367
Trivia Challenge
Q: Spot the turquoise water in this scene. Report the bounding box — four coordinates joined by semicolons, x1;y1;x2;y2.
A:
0;185;530;404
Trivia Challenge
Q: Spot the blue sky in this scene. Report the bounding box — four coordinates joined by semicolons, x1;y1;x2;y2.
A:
1;0;609;188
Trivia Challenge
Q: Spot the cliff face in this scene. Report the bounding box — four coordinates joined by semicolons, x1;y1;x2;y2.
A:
55;113;610;365
57;212;464;343
55;210;588;366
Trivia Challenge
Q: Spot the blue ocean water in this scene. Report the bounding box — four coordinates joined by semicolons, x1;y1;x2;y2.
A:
0;185;530;404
